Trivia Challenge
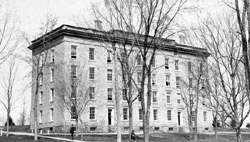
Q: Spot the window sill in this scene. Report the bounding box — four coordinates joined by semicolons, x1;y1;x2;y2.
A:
89;60;95;62
89;99;96;101
90;119;97;122
123;120;129;122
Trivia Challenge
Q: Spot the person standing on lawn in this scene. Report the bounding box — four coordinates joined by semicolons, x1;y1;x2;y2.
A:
70;124;75;140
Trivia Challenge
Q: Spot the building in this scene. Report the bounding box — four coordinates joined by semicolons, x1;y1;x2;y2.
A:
28;24;212;133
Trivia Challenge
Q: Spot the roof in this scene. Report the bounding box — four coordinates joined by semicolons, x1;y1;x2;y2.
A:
27;24;210;57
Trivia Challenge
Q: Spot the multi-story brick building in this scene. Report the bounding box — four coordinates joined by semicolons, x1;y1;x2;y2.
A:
28;24;212;133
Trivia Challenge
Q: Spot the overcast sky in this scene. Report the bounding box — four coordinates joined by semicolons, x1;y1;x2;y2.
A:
0;0;228;125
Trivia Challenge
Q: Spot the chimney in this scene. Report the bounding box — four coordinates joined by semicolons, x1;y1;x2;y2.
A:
94;20;103;31
179;35;185;44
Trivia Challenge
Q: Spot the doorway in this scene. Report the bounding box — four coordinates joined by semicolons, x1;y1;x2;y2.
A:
108;109;112;125
178;112;181;126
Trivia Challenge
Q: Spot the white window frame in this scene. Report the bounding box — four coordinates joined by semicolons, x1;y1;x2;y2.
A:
176;76;180;88
165;58;169;69
153;109;158;120
50;68;54;82
51;49;54;63
90;107;95;120
152;91;157;102
167;110;171;121
107;69;113;81
136;54;141;66
123;108;128;120
39;110;43;124
107;88;113;100
188;61;192;72
139;109;142;120
152;74;156;85
89;48;95;60
175;60;179;70
89;67;95;80
203;111;207;121
39;91;43;104
49;107;54;122
166;91;171;104
71;45;77;58
89;87;95;100
39;72;43;86
107;51;112;63
166;74;170;87
50;88;54;102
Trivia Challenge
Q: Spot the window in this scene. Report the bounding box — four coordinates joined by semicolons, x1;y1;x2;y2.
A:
90;107;95;119
202;95;205;105
107;88;113;100
189;78;193;88
71;45;77;58
153;109;158;120
107;69;113;81
203;111;207;121
122;89;127;100
50;69;54;82
50;88;54;102
175;60;179;70
137;72;142;83
176;76;180;88
167;110;171;121
71;106;77;119
166;91;171;103
123;108;128;120
89;87;95;99
50;108;54;122
177;99;181;104
71;65;77;78
165;58;169;69
107;51;112;63
139;109;142;120
39;72;43;86
188;61;192;72
39;54;44;67
89;48;95;60
166;74;170;86
153;91;157;102
51;49;54;62
152;57;155;67
39;110;43;123
89;67;95;80
136;54;141;65
152;74;156;85
39;91;43;104
191;111;195;121
71;86;77;98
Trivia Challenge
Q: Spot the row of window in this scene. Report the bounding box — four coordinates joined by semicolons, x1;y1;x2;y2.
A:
39;108;54;124
70;45;196;72
39;88;55;104
39;69;55;86
69;107;196;122
39;49;55;67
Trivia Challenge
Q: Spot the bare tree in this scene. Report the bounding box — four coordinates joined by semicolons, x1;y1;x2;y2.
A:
0;56;19;136
179;58;206;142
17;97;27;126
24;14;57;141
57;61;91;137
0;3;19;66
191;14;248;142
91;0;192;141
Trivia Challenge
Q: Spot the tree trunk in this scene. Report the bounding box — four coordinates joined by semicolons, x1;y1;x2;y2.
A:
34;75;40;141
236;128;242;142
6;110;9;137
76;118;79;136
114;45;121;142
128;105;133;141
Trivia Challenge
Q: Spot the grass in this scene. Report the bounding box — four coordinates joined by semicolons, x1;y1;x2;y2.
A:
48;132;250;142
0;134;58;142
1;132;250;142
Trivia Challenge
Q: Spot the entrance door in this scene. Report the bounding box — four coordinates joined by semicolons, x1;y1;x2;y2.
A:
108;109;112;125
178;112;181;126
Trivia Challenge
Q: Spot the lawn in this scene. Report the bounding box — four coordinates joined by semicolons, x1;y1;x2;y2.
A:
1;132;250;142
48;132;250;142
0;134;59;142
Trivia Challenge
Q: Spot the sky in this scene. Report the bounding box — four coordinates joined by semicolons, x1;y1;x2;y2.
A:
0;0;230;125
